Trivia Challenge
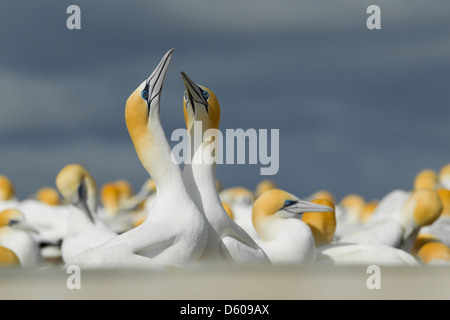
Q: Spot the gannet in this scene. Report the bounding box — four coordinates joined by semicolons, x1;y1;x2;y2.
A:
334;194;366;239
35;187;61;206
0;209;42;267
411;233;450;266
439;164;450;189
97;180;147;233
180;71;269;264
339;189;443;253
65;49;208;269
254;179;277;199
305;190;336;203
251;189;333;264
56;164;117;262
368;169;440;223
301;199;419;266
420;188;450;247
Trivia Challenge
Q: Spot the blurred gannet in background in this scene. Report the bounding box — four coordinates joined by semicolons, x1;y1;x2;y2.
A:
305;190;336;203
35;187;62;206
368;169;439;223
97;179;149;233
420;188;450;247
301;199;419;266
411;233;450;266
0;209;42;267
66;49;208;269
254;179;277;199
334;194;366;239
181;71;269;264
56;164;117;263
439;164;450;189
251;189;333;264
339;189;443;253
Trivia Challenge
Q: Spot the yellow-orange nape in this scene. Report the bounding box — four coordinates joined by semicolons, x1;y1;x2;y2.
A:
414;169;439;190
252;189;302;229
0;208;24;227
181;72;220;132
36;187;61;206
302;199;336;246
409;189;443;228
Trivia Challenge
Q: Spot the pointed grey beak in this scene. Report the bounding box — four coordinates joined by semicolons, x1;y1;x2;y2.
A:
283;199;334;217
77;199;96;224
145;49;174;111
181;71;208;109
9;220;40;234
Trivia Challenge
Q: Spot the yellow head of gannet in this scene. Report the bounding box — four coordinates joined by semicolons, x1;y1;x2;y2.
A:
101;182;121;213
339;194;365;222
0;246;21;267
414;169;439;190
302;199;336;246
401;189;443;238
439;164;450;189
412;233;450;264
36;187;61;206
252;189;333;241
114;180;133;201
181;71;220;133
55;164;98;223
252;189;334;264
0;209;38;234
0;175;15;201
254;180;277;198
437;188;450;217
100;180;134;214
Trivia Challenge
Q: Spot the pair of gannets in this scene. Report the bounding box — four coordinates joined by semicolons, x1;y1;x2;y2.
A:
64;50;331;269
65;50;208;269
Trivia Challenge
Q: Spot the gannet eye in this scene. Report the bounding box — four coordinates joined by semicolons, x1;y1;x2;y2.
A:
284;200;297;207
141;90;149;100
202;91;210;100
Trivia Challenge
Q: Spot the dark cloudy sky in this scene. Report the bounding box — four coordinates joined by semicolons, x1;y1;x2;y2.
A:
1;1;449;202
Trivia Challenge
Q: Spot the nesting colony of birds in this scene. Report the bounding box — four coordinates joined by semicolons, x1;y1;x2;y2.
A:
1;50;450;271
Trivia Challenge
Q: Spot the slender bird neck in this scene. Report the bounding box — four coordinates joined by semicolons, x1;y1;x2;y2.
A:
183;125;221;213
130;113;186;192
